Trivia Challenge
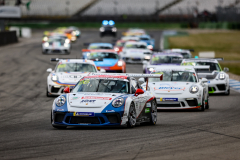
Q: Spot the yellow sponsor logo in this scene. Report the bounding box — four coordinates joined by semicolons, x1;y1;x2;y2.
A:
160;98;163;101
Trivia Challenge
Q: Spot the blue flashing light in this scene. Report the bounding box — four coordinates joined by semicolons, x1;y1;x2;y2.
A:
109;20;115;26
102;20;108;25
195;56;199;59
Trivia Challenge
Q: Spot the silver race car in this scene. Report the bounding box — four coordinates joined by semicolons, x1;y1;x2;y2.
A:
181;58;230;95
42;36;71;54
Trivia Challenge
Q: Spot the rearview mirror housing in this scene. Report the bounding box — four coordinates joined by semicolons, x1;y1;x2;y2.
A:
201;78;208;83
224;67;229;72
134;88;144;96
63;87;70;93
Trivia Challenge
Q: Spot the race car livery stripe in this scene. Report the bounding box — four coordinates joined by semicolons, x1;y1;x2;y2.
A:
81;96;112;100
147;96;155;102
54;81;75;86
120;97;128;125
136;96;154;119
84;75;128;79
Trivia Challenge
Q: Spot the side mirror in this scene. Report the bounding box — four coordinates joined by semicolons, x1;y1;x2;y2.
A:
138;77;145;83
134;88;144;96
47;68;52;73
100;68;106;73
63;87;70;93
224;67;229;72
201;78;208;83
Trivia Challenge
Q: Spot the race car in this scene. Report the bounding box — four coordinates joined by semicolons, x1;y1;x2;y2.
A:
121;36;140;41
42;36;71;54
138;35;155;50
51;73;162;129
140;66;209;111
46;58;105;97
99;20;117;37
164;49;193;59
86;50;126;73
68;26;81;38
113;40;126;54
82;43;113;59
120;41;152;63
181;58;230;95
143;52;183;73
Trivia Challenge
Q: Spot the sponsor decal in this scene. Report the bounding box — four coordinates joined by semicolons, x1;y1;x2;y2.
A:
74;112;95;117
80;100;96;103
57;109;64;111
155;84;185;91
106;110;115;112
162;98;178;101
81;96;112;100
146;102;151;107
145;108;150;113
71;97;80;100
208;81;210;83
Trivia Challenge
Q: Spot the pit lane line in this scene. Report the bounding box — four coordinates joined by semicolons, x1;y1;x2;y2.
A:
230;79;240;93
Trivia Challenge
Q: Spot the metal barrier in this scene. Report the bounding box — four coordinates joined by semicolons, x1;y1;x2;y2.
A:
0;31;18;46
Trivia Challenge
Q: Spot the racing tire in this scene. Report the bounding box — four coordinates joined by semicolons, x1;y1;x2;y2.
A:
225;89;230;96
127;102;137;128
198;99;205;111
205;95;210;109
149;100;157;125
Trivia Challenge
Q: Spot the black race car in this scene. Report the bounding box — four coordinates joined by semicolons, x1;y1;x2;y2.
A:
99;20;117;37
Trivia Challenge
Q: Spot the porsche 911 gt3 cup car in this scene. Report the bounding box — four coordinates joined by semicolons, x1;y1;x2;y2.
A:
42;36;71;54
140;66;209;111
164;49;193;59
86;50;126;73
120;41;152;63
51;73;163;129
138;35;155;50
181;58;230;95
46;58;104;97
122;28;146;36
143;52;183;73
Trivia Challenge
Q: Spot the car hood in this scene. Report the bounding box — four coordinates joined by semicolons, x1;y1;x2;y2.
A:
67;93;123;108
148;82;195;94
124;49;151;57
94;59;118;67
55;72;91;84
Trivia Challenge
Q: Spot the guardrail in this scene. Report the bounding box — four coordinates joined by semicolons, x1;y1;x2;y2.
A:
0;31;18;46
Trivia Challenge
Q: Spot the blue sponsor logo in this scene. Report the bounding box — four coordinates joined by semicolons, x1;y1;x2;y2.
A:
159;87;183;90
208;81;210;83
80;100;96;103
163;98;178;101
75;112;95;117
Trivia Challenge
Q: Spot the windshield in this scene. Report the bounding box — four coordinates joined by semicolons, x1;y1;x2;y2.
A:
56;63;97;72
116;41;125;47
150;55;182;64
72;79;129;93
125;43;147;49
88;45;112;49
48;38;65;44
149;71;197;82
180;52;191;58
182;62;221;71
140;37;150;40
87;52;119;59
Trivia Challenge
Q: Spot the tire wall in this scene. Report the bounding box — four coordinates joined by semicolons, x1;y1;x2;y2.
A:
0;31;18;46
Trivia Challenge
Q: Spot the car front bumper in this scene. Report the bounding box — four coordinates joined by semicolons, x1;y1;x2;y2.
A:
207;80;229;94
47;81;75;96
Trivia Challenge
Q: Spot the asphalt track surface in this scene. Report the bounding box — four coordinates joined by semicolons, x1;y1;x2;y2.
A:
0;29;240;160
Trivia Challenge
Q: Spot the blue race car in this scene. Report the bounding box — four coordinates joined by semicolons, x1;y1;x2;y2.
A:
51;73;162;129
143;52;183;73
138;35;155;50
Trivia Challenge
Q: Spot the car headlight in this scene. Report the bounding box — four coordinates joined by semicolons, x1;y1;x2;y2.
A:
189;85;199;94
43;37;48;41
51;75;58;82
56;96;66;107
100;27;105;32
112;27;117;32
65;39;70;43
147;45;153;50
75;31;80;35
112;97;124;107
118;61;123;66
148;68;154;72
219;73;225;80
44;42;49;47
114;47;119;52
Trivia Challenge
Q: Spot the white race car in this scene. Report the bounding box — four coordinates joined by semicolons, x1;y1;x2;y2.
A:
140;66;209;111
46;58;105;97
181;58;230;95
120;41;152;63
164;49;193;59
42;36;71;54
51;73;162;129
